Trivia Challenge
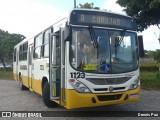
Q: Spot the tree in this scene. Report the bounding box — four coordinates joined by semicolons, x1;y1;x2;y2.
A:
78;2;100;10
116;0;160;32
0;29;25;71
153;49;160;63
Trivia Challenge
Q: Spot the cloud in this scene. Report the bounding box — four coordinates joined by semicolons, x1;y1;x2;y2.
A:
102;0;125;14
0;0;68;38
138;26;160;50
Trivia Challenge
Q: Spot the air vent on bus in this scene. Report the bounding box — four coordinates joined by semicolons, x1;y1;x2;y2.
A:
86;77;131;85
94;88;108;91
97;94;122;101
94;87;125;92
113;87;125;90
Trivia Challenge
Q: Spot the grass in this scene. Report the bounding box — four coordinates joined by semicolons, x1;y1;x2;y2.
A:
140;61;160;67
0;70;14;80
140;61;160;90
140;71;160;90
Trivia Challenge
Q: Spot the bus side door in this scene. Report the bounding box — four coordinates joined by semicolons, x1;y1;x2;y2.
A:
28;45;33;89
49;28;66;104
49;32;61;100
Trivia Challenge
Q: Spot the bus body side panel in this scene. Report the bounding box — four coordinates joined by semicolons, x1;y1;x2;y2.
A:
32;77;42;95
32;58;49;95
13;61;17;81
20;60;29;88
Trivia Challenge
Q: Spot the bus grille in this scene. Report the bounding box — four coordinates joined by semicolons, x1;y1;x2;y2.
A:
97;94;122;101
94;87;125;92
86;77;131;85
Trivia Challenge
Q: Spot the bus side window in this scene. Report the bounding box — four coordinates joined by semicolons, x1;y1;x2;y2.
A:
19;45;23;61
43;29;51;58
33;34;43;59
23;42;28;60
56;32;60;65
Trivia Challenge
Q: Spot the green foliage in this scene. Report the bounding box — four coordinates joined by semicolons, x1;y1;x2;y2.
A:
140;60;160;71
144;50;154;58
140;61;160;90
0;29;25;70
78;2;100;10
0;67;13;71
0;71;13;80
116;0;160;31
141;61;160;66
153;49;160;63
156;72;160;79
140;65;159;72
140;71;160;90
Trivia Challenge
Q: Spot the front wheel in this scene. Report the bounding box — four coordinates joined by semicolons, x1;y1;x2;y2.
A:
42;82;58;108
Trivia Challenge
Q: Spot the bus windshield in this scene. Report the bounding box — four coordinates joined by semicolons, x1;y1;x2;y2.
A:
70;27;139;74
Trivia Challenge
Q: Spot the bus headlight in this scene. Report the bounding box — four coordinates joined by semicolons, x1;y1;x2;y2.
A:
69;79;91;93
129;78;140;90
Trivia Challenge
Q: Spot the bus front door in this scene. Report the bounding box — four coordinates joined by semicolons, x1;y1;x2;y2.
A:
49;33;61;100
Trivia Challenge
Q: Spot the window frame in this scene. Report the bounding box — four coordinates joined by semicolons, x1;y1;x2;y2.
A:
42;28;52;58
33;33;43;59
19;45;23;61
23;42;28;60
19;42;28;61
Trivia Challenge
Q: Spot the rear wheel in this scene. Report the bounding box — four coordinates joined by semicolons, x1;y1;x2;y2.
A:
42;82;58;108
19;76;28;90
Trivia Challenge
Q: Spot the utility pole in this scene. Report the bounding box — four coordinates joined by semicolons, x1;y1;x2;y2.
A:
74;0;76;8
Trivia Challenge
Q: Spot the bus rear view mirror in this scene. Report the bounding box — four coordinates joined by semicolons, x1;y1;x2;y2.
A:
138;35;144;58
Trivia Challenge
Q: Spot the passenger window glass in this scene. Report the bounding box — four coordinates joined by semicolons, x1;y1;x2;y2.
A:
44;44;49;57
43;29;51;57
35;34;43;47
34;47;41;59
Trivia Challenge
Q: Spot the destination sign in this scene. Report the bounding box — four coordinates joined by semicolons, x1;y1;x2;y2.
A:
70;10;136;30
77;14;132;28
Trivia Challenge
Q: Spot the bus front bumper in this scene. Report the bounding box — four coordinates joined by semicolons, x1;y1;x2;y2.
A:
65;86;140;109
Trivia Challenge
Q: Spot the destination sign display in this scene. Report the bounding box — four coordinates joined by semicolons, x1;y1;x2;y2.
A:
70;10;136;30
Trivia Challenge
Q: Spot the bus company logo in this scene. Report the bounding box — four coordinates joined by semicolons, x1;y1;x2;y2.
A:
109;86;113;92
2;112;11;117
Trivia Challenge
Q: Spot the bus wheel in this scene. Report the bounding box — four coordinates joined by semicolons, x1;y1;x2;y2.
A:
42;82;58;108
19;76;28;90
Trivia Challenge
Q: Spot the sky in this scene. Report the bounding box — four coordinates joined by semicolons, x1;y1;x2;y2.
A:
0;0;159;50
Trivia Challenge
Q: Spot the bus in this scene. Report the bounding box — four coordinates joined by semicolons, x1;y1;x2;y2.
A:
13;9;140;109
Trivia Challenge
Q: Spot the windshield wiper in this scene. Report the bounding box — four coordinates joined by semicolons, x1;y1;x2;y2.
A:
88;26;98;48
120;29;126;41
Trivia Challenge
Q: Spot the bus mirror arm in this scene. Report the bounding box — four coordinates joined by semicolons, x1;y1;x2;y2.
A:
64;25;70;40
51;33;59;37
88;26;98;48
52;64;59;68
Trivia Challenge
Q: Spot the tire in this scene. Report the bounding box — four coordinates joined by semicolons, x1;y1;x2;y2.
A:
42;82;58;108
19;76;28;90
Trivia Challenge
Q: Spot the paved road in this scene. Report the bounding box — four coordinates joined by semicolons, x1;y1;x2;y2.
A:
0;79;159;120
